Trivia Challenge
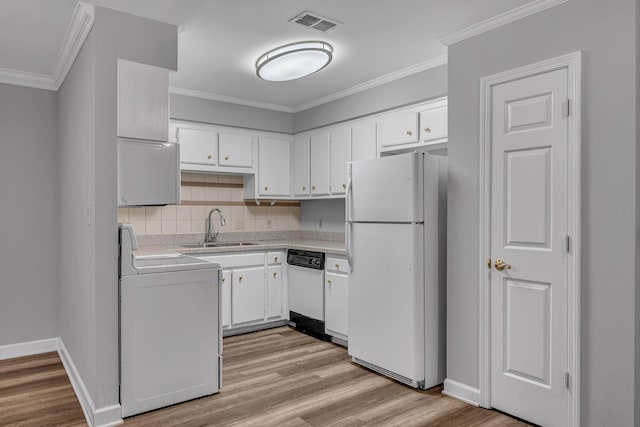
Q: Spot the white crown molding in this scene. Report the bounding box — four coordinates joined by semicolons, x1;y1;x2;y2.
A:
169;86;296;113
52;1;95;90
170;54;447;114
293;54;448;112
0;1;94;91
439;0;571;46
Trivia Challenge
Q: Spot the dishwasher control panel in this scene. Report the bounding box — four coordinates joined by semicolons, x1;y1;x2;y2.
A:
287;249;325;270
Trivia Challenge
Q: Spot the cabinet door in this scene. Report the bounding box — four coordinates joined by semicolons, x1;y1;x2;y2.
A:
231;266;265;325
258;137;291;196
178;128;218;165
221;270;231;328
310;131;330;196
219;132;253;168
378;112;419;148
329;126;350;195
293;136;310;197
325;272;348;337
267;266;283;319
351;119;377;162
117;59;169;142
419;105;448;143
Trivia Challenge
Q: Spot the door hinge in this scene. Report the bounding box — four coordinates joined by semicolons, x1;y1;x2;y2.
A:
562;99;570;118
564;371;570;389
566;235;570;253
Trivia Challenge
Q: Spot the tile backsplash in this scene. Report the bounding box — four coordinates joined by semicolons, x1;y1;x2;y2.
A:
118;173;301;235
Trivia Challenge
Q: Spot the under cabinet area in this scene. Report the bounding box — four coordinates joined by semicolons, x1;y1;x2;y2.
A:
325;256;348;343
197;251;287;336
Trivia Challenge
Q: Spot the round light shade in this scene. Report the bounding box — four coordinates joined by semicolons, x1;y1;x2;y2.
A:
256;41;333;82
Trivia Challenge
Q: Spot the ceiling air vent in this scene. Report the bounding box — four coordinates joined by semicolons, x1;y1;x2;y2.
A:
289;11;341;32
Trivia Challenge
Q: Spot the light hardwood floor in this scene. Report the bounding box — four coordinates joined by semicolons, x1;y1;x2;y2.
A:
0;327;530;426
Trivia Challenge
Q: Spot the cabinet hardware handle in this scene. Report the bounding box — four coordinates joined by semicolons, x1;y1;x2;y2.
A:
327;279;332;285
302;186;306;191
494;259;511;271
264;187;268;191
342;184;346;189
335;263;340;270
239;275;244;281
224;156;229;160
207;155;212;159
406;130;413;136
273;272;277;278
275;257;279;262
221;277;225;282
312;186;316;190
424;127;431;133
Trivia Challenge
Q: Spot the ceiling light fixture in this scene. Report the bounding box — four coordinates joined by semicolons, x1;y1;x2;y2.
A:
256;41;333;82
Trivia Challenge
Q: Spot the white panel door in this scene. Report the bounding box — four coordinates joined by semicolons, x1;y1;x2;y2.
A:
178;128;218;165
117;59;169;142
231;266;265;325
329;125;350;195
267;266;283;319
490;68;569;427
310;131;330;196
293;135;310;196
218;132;253;168
258;137;291;196
351;119;377;162
221;270;231;328
348;222;424;382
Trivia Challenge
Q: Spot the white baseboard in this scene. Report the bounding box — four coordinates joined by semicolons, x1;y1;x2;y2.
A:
57;339;123;427
442;378;480;407
0;337;59;360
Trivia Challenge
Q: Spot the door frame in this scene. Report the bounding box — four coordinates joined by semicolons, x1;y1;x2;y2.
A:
478;51;581;427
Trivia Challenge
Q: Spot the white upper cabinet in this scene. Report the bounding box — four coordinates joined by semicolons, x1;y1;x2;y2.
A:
329;125;350;195
293;135;310;197
378;112;419;148
117;59;169;142
178;128;218;165
419;101;448;143
258;137;291;197
218;132;253;168
310;131;330;196
351;119;377;162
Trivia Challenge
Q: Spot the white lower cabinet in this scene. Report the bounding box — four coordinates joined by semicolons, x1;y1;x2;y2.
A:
325;256;348;342
197;251;286;335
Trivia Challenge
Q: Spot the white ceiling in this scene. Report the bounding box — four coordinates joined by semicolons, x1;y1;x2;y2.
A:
0;0;534;109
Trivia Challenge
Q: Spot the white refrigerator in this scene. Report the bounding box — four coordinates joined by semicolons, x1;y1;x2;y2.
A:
346;152;447;389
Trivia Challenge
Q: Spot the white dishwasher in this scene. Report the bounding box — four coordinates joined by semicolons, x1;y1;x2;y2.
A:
119;224;221;418
287;249;328;340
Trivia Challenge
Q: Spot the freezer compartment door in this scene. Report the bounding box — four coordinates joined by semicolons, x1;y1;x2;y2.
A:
118;138;180;207
348;222;425;382
120;268;220;417
350;152;423;223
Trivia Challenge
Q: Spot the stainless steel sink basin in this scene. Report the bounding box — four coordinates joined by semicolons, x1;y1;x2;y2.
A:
180;242;259;248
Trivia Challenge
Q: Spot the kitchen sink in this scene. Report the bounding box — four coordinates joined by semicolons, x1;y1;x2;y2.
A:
180;242;259;248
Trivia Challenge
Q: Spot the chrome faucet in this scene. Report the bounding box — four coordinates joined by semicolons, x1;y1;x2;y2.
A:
205;208;226;243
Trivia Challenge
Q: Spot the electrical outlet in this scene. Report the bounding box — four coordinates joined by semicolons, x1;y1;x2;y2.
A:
235;219;244;230
267;219;272;229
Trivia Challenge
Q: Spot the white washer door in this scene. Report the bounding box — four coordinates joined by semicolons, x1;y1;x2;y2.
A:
288;266;324;321
120;268;220;417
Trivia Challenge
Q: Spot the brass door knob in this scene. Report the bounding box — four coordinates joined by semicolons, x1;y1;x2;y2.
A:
406;130;413;136
424;127;431;133
494;259;511;271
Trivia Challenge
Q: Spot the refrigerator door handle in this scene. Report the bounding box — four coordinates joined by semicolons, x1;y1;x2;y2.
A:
345;172;353;272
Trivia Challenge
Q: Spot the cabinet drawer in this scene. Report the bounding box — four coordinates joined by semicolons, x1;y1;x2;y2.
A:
378;113;419;148
196;252;264;268
419;105;447;142
326;256;348;274
267;251;283;265
219;132;253;168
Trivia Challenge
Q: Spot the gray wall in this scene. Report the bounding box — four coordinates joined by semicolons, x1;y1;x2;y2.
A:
446;0;637;425
171;94;295;134
57;5;178;418
0;84;58;346
294;64;447;133
57;30;97;399
300;199;345;232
